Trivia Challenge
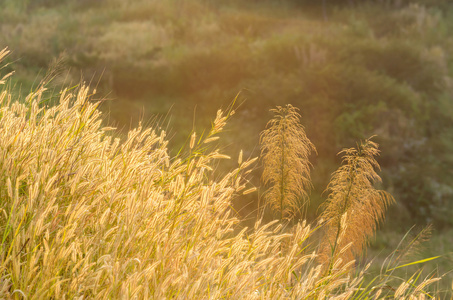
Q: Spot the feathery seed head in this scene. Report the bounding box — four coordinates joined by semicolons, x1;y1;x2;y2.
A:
319;137;394;271
260;104;316;220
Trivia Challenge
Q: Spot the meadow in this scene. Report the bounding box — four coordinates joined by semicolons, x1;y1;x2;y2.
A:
1;0;453;298
0;48;450;297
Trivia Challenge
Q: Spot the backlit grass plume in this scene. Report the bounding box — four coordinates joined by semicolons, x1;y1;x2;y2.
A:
260;104;316;220
319;137;394;273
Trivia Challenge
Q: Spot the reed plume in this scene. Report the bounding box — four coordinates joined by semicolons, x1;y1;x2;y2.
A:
260;104;316;220
319;137;394;273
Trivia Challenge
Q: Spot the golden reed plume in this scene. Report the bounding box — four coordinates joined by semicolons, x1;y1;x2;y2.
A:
260;104;316;220
319;137;394;273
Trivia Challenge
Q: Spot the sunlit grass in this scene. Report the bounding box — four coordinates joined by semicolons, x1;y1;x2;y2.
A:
0;49;450;298
1;0;453;296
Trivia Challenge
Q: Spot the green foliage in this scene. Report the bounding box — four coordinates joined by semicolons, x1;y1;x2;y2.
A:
2;0;453;227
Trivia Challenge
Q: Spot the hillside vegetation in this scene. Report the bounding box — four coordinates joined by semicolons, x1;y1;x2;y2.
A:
2;0;453;227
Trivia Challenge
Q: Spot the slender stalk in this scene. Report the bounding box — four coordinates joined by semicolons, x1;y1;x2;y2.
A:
279;119;286;221
328;157;358;275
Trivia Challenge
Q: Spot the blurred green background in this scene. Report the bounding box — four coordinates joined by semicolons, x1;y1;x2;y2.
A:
1;0;453;292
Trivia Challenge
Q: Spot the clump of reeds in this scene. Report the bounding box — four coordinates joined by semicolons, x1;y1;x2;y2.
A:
319;138;395;274
0;48;444;299
260;104;316;220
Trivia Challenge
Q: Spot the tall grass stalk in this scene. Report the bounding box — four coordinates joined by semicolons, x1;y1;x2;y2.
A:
260;104;316;221
319;138;395;274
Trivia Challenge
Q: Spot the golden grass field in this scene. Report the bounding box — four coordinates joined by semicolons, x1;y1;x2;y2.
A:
0;47;451;298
